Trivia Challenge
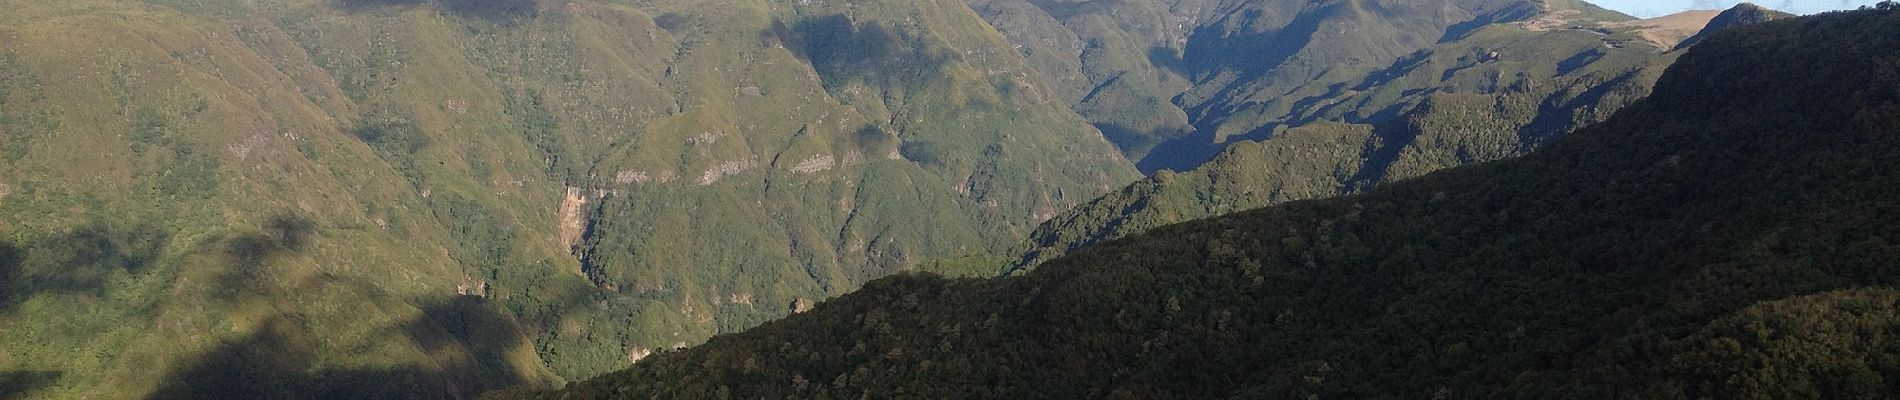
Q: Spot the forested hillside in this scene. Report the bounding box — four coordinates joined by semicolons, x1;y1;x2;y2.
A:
1005;2;1784;273
510;6;1900;399
0;0;1137;397
965;0;1639;173
0;0;1803;398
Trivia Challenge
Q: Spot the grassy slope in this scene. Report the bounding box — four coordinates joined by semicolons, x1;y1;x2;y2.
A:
566;0;1138;369
1132;0;1580;172
962;0;1207;163
0;1;564;398
509;7;1900;398
964;0;1558;172
1006;1;1696;273
0;0;1136;397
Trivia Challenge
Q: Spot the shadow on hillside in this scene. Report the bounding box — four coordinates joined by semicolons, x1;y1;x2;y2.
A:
0;223;170;313
146;209;565;399
145;295;540;400
143;315;411;400
400;295;542;393
1096;123;1193;164
223;214;316;265
1132;128;1226;174
2;212;555;398
0;370;61;400
0;211;327;311
438;0;539;21
1147;46;1188;78
767;15;952;90
1514;69;1644;150
334;0;425;12
1179;7;1318;102
333;0;538;22
214;214;318;297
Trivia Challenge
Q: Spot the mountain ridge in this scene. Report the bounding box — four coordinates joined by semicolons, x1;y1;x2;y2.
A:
1675;2;1793;50
0;0;1136;397
999;1;1770;274
0;1;1839;398
504;6;1900;398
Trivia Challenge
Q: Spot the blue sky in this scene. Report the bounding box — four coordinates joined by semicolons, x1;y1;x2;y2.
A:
1591;0;1886;17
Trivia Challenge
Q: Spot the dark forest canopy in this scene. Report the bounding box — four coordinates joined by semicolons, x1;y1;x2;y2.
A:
501;7;1900;399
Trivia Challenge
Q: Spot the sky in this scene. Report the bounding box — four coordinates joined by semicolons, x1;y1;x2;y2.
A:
1591;0;1886;17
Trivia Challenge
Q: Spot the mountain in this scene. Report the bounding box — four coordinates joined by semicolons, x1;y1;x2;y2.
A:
1004;3;1769;273
504;6;1900;399
0;0;1136;397
959;0;1205;164
963;0;1643;173
1675;2;1793;50
0;0;1823;398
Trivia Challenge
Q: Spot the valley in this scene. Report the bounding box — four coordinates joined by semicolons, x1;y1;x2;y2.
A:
512;6;1900;398
0;0;1883;399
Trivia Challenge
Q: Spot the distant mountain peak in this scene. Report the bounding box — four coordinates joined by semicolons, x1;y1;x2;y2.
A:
506;8;1900;399
1729;2;1770;12
1675;2;1795;50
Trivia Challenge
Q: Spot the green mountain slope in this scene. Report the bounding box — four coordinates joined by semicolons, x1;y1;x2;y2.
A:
0;0;1135;397
508;6;1900;399
1004;3;1763;273
960;0;1208;163
963;0;1623;172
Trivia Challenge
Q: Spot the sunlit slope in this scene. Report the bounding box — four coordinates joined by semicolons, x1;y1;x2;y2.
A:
512;7;1900;399
963;0;1628;172
0;1;565;398
0;0;1136;397
1006;2;1759;273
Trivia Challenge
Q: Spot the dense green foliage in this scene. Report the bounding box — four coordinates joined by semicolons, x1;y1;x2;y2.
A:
507;8;1900;398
